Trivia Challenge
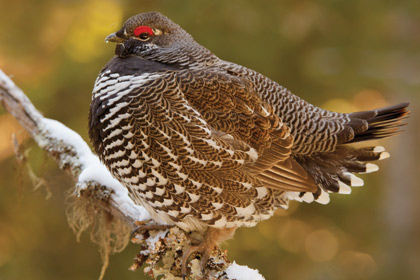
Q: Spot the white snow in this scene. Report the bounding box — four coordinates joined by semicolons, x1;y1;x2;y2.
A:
146;229;168;251
39;118;151;222
225;262;265;280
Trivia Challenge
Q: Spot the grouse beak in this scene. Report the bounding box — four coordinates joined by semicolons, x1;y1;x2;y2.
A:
105;32;125;44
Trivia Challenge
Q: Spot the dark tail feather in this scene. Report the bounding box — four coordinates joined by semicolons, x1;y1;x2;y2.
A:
293;145;389;203
348;102;410;143
289;102;409;205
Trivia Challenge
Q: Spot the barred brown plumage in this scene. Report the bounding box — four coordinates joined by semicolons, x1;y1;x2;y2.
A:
88;11;409;277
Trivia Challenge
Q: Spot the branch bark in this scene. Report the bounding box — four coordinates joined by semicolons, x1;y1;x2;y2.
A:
0;69;264;280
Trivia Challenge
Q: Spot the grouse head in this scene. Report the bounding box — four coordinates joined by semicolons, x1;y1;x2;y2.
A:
105;12;215;67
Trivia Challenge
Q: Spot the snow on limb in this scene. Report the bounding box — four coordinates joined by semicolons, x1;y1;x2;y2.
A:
225;262;265;280
0;68;266;280
0;70;43;133
39;118;151;222
0;68;148;224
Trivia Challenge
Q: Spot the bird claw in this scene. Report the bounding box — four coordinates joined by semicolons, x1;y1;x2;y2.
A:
181;244;214;279
180;227;236;278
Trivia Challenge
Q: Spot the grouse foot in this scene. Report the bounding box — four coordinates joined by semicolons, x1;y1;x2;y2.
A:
181;227;236;279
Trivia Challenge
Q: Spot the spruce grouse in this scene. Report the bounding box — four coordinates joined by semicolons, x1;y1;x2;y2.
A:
88;11;409;275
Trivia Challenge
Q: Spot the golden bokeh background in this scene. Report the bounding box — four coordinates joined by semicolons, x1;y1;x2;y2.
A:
0;1;419;279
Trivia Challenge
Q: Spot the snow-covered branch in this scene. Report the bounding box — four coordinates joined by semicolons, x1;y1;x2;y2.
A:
0;69;150;225
0;69;264;280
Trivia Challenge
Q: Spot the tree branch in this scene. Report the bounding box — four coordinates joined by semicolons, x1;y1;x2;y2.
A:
0;69;264;280
0;69;150;225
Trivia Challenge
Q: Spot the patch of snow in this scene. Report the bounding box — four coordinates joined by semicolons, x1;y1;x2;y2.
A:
39;118;151;221
225;262;265;280
38;118;92;155
146;229;168;251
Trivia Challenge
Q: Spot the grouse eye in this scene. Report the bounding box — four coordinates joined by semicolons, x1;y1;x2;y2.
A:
133;26;154;41
139;32;150;40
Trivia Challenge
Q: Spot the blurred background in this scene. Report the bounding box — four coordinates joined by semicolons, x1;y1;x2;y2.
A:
0;0;419;279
